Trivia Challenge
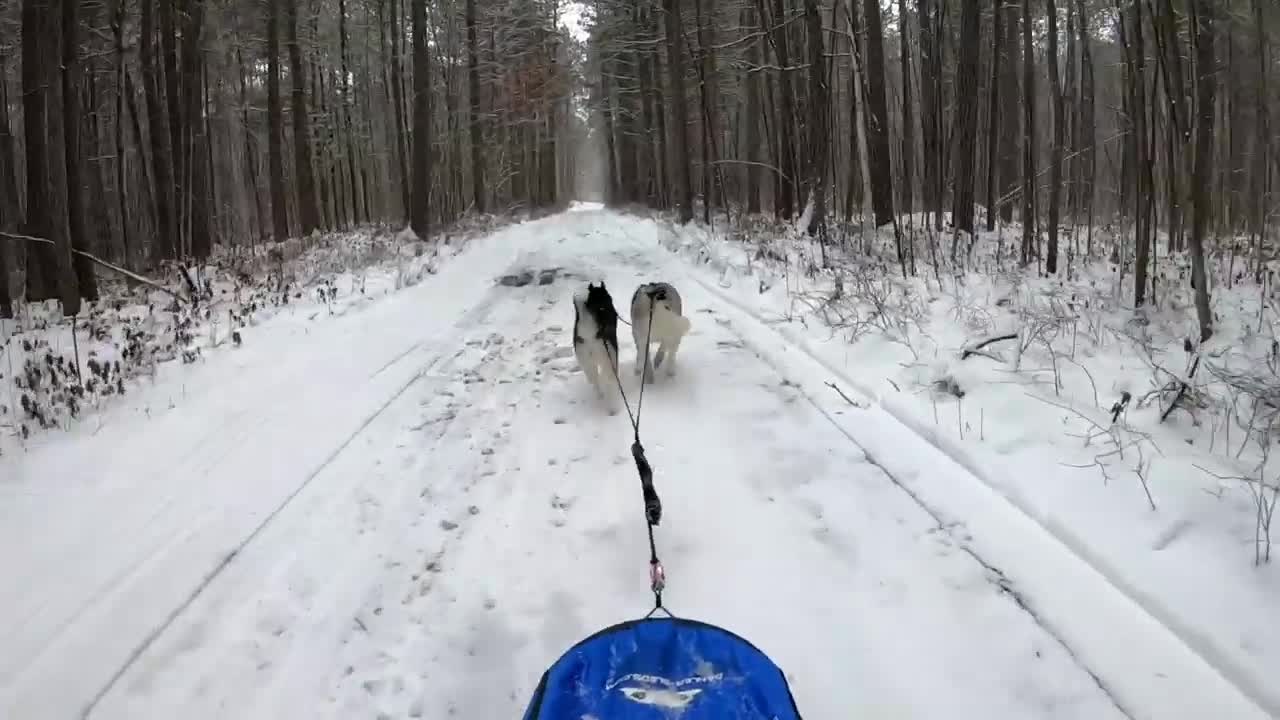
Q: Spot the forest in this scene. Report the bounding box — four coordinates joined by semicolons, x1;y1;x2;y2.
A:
0;0;1275;337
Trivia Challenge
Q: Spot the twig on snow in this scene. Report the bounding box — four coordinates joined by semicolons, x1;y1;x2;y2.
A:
825;381;867;408
960;332;1019;360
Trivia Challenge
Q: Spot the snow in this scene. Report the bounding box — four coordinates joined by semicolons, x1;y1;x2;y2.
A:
0;206;1273;720
659;215;1280;718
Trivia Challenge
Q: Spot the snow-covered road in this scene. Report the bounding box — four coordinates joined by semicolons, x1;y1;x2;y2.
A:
1;208;1269;719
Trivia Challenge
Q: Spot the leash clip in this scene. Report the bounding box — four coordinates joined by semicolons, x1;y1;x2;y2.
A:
650;560;666;594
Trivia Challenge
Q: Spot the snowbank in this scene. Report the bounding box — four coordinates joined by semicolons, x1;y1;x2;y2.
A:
654;212;1280;717
0;215;512;458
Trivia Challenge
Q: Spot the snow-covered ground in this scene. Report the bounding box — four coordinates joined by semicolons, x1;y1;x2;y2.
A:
0;206;1273;719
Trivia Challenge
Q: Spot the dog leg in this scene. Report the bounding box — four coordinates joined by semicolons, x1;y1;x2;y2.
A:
636;327;655;385
659;334;683;377
594;345;621;414
575;342;600;394
632;321;645;377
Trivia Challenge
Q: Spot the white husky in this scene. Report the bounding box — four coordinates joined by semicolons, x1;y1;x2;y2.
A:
630;282;692;383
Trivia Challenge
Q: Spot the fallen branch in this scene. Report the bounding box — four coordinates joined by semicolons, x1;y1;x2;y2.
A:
0;230;188;305
961;332;1018;360
1158;355;1201;424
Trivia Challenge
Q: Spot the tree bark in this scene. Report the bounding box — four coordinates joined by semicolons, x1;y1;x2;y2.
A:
1187;0;1214;341
763;0;797;220
1046;0;1064;274
1020;0;1038;266
985;0;1004;231
22;0;62;301
466;0;485;213
899;0;915;220
160;0;183;253
267;0;290;239
183;0;212;258
662;0;693;223
803;0;828;236
950;0;980;241
0;48;17;317
862;0;894;228
142;0;178;258
743;5;763;214
388;0;412;219
410;0;431;235
62;0;95;306
288;0;321;235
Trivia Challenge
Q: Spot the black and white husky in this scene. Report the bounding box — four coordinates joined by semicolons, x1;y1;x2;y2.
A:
630;282;692;383
572;281;622;413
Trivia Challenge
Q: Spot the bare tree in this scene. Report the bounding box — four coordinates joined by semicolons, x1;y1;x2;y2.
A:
410;0;431;235
662;0;693;223
1187;0;1214;341
1046;0;1065;274
950;0;980;242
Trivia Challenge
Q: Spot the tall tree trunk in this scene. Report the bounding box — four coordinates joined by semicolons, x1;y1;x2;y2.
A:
62;0;94;307
37;0;77;312
288;0;320;235
763;0;797;220
1154;0;1189;252
985;0;1004;231
950;0;980;241
1187;0;1214;341
111;0;132;265
843;0;866;222
141;0;178;258
267;0;290;239
388;0;412;219
917;0;937;213
1076;0;1095;252
1251;0;1269;281
695;0;720;223
662;0;693;223
466;0;484;213
1046;0;1064;274
410;0;431;234
862;0;894;228
183;0;212;259
999;0;1020;224
899;0;915;220
339;0;364;223
743;5;763;214
0;49;17;317
22;0;62;300
238;47;268;243
803;0;828;236
160;0;183;254
1020;0;1038;266
1119;0;1153;305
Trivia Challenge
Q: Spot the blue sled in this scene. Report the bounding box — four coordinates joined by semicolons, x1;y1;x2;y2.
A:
522;616;803;719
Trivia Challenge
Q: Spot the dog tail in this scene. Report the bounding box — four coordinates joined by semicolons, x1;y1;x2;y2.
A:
669;312;692;338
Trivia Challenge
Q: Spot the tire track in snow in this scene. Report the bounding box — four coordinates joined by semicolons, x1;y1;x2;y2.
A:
705;306;1133;718
78;277;523;720
670;255;1272;720
84;256;574;720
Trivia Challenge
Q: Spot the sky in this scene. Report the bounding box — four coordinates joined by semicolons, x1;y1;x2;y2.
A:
558;1;590;42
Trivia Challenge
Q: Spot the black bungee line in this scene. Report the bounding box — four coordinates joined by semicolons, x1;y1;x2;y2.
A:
604;290;669;617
